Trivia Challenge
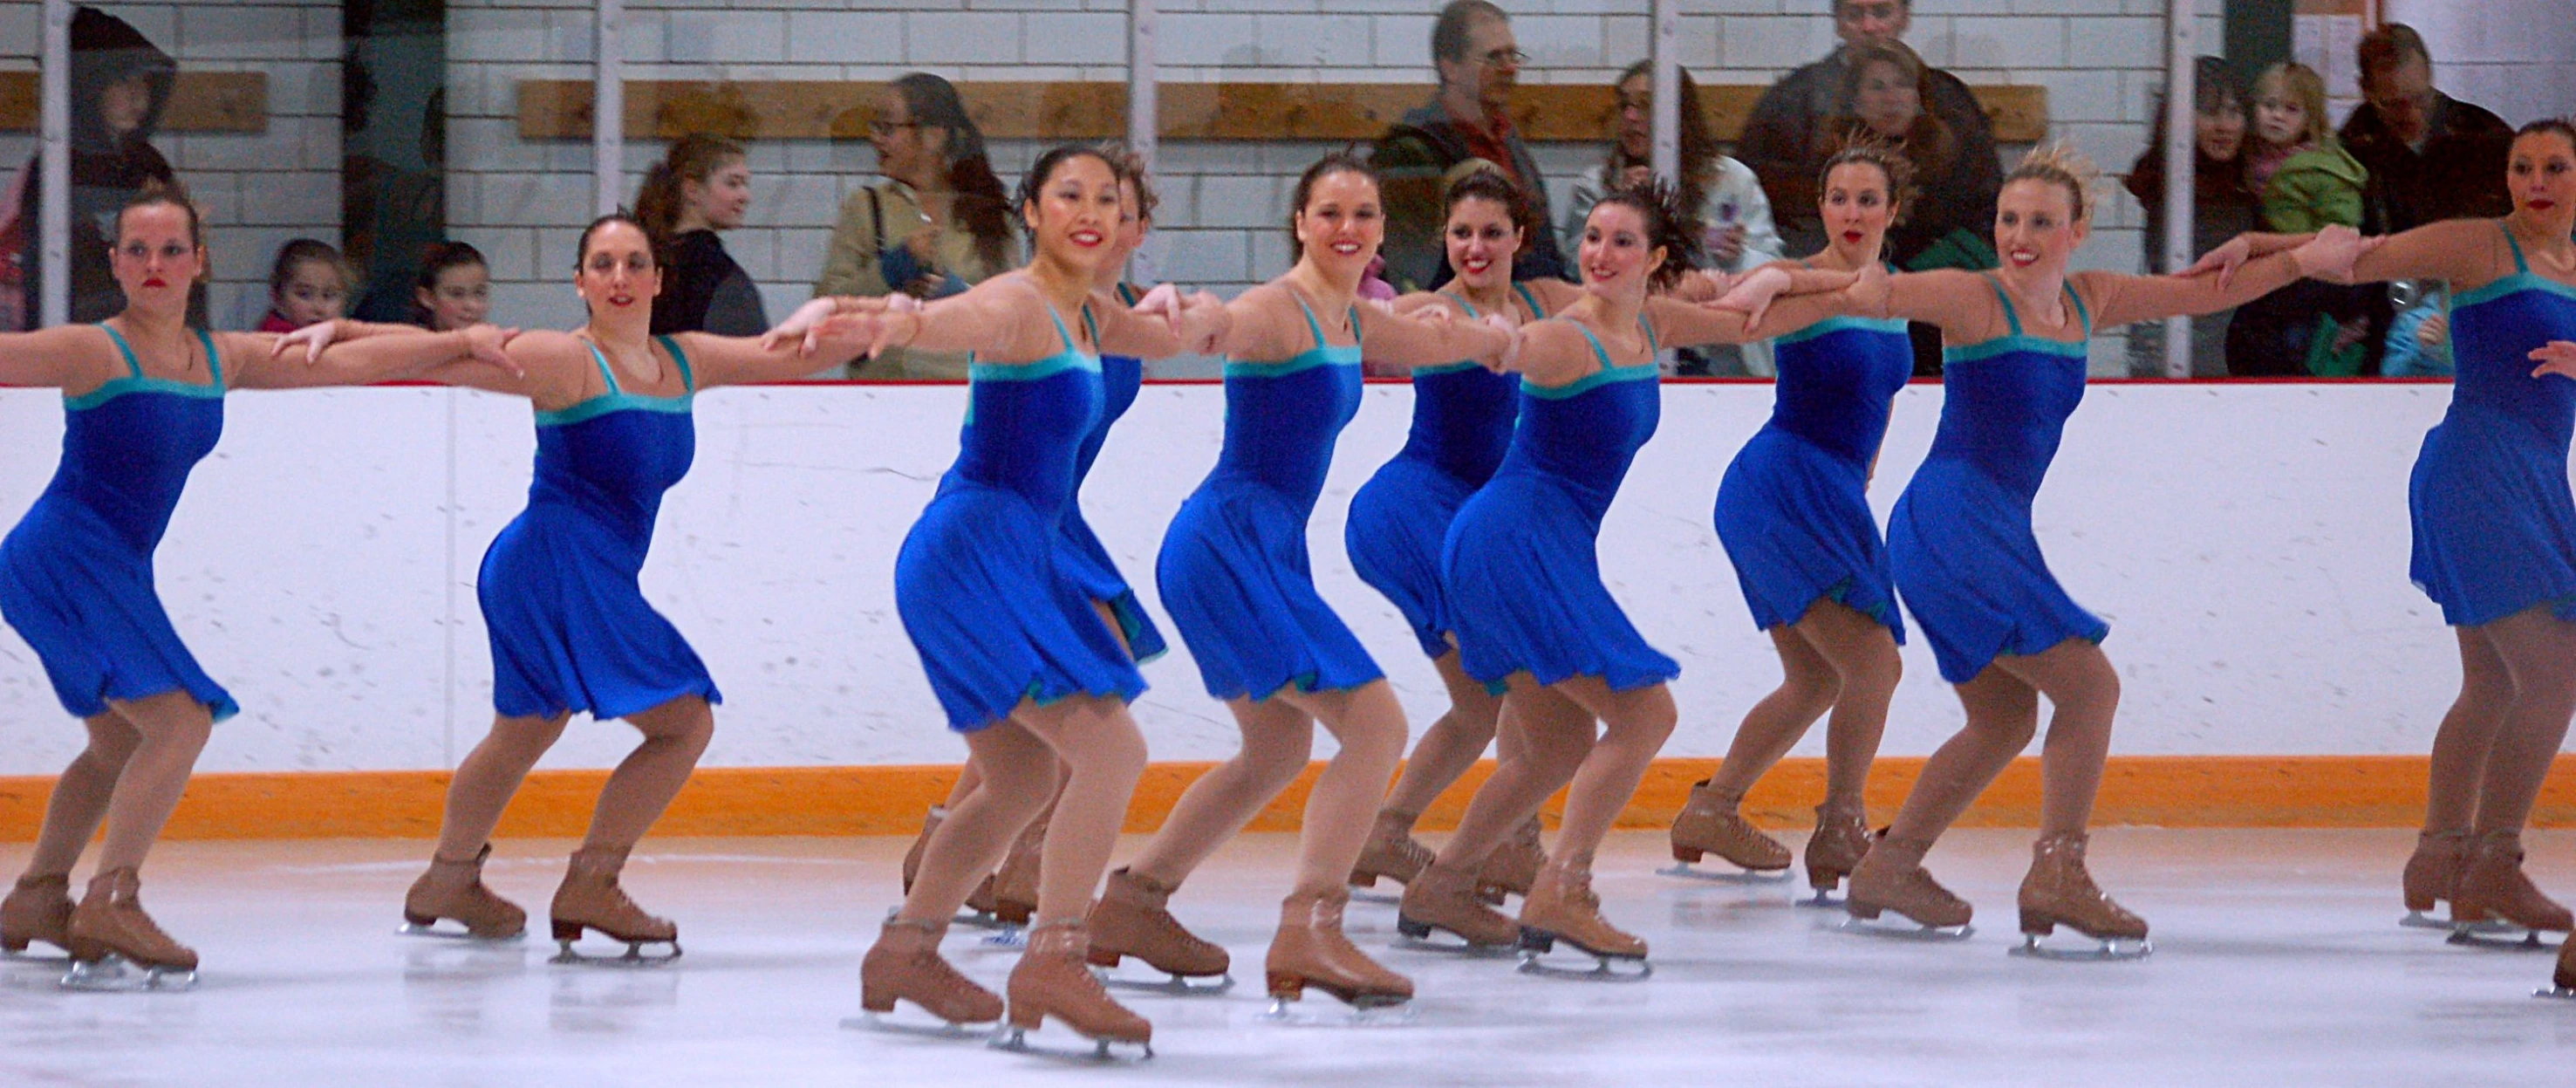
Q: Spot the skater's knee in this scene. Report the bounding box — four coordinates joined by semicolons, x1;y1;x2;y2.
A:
1964;708;2039;749
1057;708;1150;783
489;713;571;756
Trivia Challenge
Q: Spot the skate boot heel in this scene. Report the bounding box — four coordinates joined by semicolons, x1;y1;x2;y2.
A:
1265;970;1305;1001
1670;845;1705;864
1516;928;1556;954
1392;915;1432;940
1083;946;1122;969
2019;909;2059;938
550;919;585;942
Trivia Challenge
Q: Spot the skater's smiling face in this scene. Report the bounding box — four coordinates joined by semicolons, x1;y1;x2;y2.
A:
1820;161;1897;263
574;218;664;322
110;199;206;316
1993;178;2087;278
1292;168;1385;284
1576;201;1667;305
1445;195;1523;293
1019;151;1122;278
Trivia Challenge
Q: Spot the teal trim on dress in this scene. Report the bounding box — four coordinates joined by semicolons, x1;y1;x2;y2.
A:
1944;335;2090;365
69;325;224;409
2454;273;2576;310
1774;315;1911;348
536;336;696;428
1411;359;1487;376
1523;361;1657;399
1225;294;1364;379
965;301;1100;425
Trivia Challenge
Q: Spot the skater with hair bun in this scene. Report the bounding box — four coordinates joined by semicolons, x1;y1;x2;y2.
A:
363;213;884;964
1669;139;1919;901
1395;180;1871;974
1840;146;2359;956
1089;152;1519;1016
789;143;1227;1051
0;185;518;986
1344;168;1585;904
2327;120;2576;944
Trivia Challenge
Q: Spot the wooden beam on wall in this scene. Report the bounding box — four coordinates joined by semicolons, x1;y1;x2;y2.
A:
516;79;2051;145
0;71;268;133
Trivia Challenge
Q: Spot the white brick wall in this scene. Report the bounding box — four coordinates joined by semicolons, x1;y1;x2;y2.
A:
0;1;342;329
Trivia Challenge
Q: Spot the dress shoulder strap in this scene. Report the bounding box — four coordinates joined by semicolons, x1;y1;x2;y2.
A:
579;338;620;393
98;323;144;378
1040;303;1077;355
1115;282;1138;307
1982;274;2024;338
196;329;224;390
2061;283;2094;339
2502;220;2532;275
1287;291;1329;352
1080;301;1102;352
1570;321;1618;373
655;335;696;393
1639;313;1660;354
1346;306;1364;350
1513;281;1545;319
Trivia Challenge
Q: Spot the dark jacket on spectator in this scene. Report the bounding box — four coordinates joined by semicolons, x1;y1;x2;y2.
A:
2340;92;2515;234
2125;145;2262;376
651;229;769;338
18;7;202;328
1740;51;2001;257
1372;102;1568;294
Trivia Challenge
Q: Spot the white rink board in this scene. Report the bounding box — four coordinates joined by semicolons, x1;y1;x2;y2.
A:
0;380;2533;773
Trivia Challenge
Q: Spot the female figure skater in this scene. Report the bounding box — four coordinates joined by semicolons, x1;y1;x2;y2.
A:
0;187;514;984
1841;147;2354;956
2333;120;2576;940
1391;181;1868;970
1344;169;1583;901
894;147;1174;929
383;214;882;962
1084;153;1516;1012
1669;140;1919;900
834;144;1225;1051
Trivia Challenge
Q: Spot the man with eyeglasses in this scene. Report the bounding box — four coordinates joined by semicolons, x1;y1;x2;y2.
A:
1736;0;1999;257
1373;0;1568;293
2339;24;2515;236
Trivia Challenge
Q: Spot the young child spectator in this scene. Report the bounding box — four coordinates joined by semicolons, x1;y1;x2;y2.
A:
413;241;490;332
2230;62;2371;375
259;238;352;332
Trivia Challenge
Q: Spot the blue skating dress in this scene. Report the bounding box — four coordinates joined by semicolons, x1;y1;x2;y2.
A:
479;337;720;720
1886;278;2107;683
1056;284;1168;660
2408;225;2576;626
1713;306;1914;639
1444;317;1678;694
0;325;237;721
896;305;1146;730
1345;284;1534;656
1157;296;1381;701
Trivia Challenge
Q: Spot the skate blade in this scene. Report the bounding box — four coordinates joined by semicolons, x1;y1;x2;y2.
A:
1;944;72;965
59;955;196;992
1657;862;1793;885
1347;890;1403;907
1513;947;1651;982
1259;996;1418;1028
2536;984;2576;1001
2011;933;2153;961
398;921;526;943
550;938;682;967
2445;925;2558;951
1836;915;1974;942
1091;967;1234;996
2400;910;2460;931
839;1010;1000;1039
1794;889;1847;910
988;1024;1152;1063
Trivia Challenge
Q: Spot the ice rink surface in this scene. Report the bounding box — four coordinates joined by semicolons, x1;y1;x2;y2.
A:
1;828;2569;1086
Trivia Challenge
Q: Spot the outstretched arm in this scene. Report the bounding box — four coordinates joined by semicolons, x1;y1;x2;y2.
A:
0;326;111;389
2085;229;2359;329
1105;285;1233;359
671;325;878;387
222;325;519;391
2346;218;2499;288
1355;302;1513;369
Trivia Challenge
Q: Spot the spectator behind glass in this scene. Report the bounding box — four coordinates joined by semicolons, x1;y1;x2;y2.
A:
413;241;490;332
1822;40;1999;375
2124;57;2258;377
1562;61;1785;375
258;238;352;332
1371;0;1569;294
1739;0;2000;258
817;72;1018;380
2230;63;2373;376
636;133;768;339
2341;24;2516;234
11;6;202;329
